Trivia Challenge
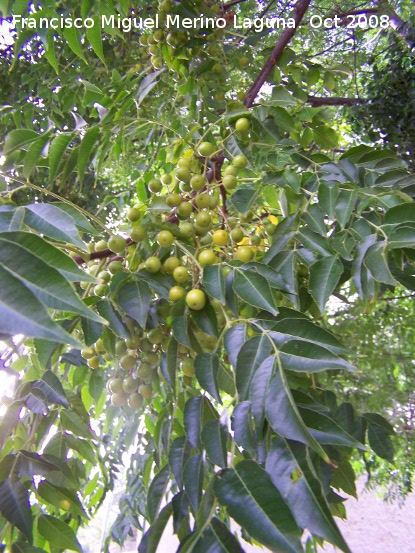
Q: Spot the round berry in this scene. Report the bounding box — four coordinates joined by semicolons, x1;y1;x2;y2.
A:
186;289;207;310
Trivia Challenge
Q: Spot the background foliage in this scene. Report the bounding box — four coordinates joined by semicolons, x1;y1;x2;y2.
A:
1;0;415;552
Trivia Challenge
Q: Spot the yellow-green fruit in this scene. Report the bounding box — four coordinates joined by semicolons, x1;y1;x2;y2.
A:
81;347;96;359
231;227;244;242
87;356;100;369
186;289;207;310
169;285;186;302
143;352;159;367
198;250;217;267
130;225;146;242
166;193;182;207
223;175;237;190
161;173;172;184
127;207;141;222
126;335;141;349
120;354;136;370
138;362;152;380
139;383;153;399
181;357;195;377
115;341;128;356
235;117;251;132
95;339;106;354
95;239;108;251
235;246;254;262
123;376;139;393
195;193;211;209
233;154;247;169
128;392;144;409
180;222;195;237
107;235;126;254
176;167;191;183
173;266;189;283
94;283;108;297
195;211;212;227
109;378;124;393
212;229;229;246
164;256;180;273
147;327;163;344
198;142;216;157
190;174;206;191
148;178;162;192
239;56;250;68
140;338;153;352
111;392;127;407
177;201;193;219
108;260;124;274
145;256;161;273
157;230;174;247
224;165;238;176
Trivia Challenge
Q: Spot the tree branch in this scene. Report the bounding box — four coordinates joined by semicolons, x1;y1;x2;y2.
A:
244;0;312;108
307;96;366;107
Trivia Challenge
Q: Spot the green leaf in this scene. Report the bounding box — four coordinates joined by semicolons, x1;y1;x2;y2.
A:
364;413;395;461
203;265;226;304
272;106;296;132
299;408;366;448
297;227;332;257
32;371;68;407
201;419;228;468
266;439;351;553
385;202;415;225
195;353;221;403
335;190;358;229
183;453;204;513
169;437;192;490
269;318;351;355
351;234;377;299
138;503;173;553
232;401;256;458
0;477;33;543
250;356;275;440
227;187;259;214
23;133;51;178
11;543;47;553
95;300;130;338
236;335;273;401
265;369;330;462
147;465;170;523
78;127;100;183
331;458;357;498
53;203;98;235
276;340;356;373
0;265;81;347
161;336;179;389
0;235;104;322
117;279;151;328
224;324;247;368
86;17;106;64
37;515;82;552
364;242;399;286
233;269;278;315
318;183;339;219
184;396;203;449
3;129;41;155
0;231;95;282
24;203;86;249
48;133;74;181
214;460;302;553
309;256;343;313
313;126;339;150
36;481;87;518
17;451;60;478
60;410;95;440
62;25;88;62
193;517;246;553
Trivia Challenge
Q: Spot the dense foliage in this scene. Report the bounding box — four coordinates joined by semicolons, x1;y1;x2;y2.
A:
1;1;415;552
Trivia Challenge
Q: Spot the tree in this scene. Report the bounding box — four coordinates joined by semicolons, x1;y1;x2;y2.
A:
1;0;415;551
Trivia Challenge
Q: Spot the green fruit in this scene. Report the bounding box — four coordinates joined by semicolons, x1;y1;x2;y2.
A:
223;175;237;190
195;193;211;209
126;335;141;349
195;211;212;227
94;283;108;297
233;154;247;169
87;356;100;369
169;285;186;302
224;165;238;176
251;234;261;246
186;289;207;310
147;327;163;344
139;383;153;399
98;270;111;283
190;174;206;191
198;142;216;157
108;378;124;393
81;347;96;359
180;222;195;238
200;234;213;246
164;256;180;273
140;338;153;352
95;239;108;251
138;362;152;379
177;201;193;219
166;193;182;207
173;266;189;283
145;256;161;273
107;235;126;253
235;117;251;132
123;376;139;393
157;230;174;247
209;196;218;209
120;355;136;371
161;173;172;184
127;207;141;222
128;392;144;409
95;339;106;354
143;352;159;367
108;260;124;274
115;340;128;356
176;166;191;183
235;246;254;262
111;392;127;407
148;178;162;192
177;157;192;168
212;229;229;246
181;357;195;377
130;225;146;242
239;56;250;68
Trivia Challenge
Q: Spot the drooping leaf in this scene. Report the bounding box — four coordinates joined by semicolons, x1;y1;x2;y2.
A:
214;460;303;553
203;264;226;304
117;279;151;328
183;453;204;513
309;256;343;313
32;371;68;407
37;514;82;552
201;419;228;468
364;413;395;461
195;353;221;403
233;269;278;315
147;465;170;523
138;502;173;553
0;477;33;543
169;437;192;490
232;401;256;458
193;517;246;553
184;396;203;449
235;335;273;401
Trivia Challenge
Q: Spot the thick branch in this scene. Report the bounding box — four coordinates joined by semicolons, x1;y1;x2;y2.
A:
307;96;366;107
244;0;312;108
